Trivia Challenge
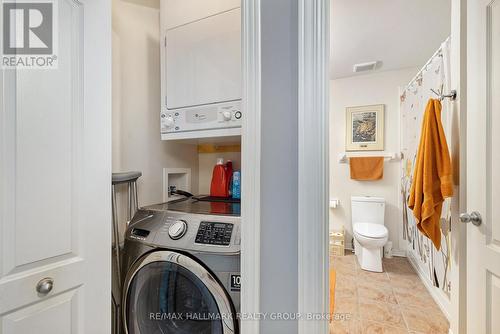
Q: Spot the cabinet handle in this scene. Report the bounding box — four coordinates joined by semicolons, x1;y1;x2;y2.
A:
36;277;54;295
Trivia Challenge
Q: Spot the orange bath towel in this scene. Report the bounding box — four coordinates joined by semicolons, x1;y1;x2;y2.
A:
408;99;453;250
349;157;384;180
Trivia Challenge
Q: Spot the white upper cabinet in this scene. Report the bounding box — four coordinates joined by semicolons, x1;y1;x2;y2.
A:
160;0;242;141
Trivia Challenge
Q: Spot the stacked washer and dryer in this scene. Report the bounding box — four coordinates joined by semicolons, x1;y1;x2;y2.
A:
121;197;241;334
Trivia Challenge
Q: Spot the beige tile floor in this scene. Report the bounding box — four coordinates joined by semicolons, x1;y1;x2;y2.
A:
330;253;449;334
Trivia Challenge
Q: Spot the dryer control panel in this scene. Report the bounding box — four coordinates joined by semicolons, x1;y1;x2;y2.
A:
195;222;233;246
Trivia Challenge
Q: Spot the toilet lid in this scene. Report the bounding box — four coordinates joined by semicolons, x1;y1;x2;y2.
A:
353;223;388;239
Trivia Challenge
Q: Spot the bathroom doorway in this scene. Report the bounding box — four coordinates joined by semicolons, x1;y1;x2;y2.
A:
327;1;457;333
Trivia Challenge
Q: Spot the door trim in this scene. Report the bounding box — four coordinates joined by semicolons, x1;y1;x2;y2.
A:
450;0;468;333
122;250;236;334
297;1;329;334
241;1;261;333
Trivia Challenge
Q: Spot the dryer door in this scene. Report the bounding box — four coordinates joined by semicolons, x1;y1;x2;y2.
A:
123;250;236;334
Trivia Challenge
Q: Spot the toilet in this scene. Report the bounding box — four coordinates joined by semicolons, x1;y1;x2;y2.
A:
351;196;388;272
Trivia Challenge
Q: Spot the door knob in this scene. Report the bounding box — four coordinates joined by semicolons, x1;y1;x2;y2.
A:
459;211;482;226
36;277;54;295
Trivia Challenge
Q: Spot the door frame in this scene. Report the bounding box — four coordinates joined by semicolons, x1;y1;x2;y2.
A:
450;0;468;333
240;1;261;333
297;0;330;334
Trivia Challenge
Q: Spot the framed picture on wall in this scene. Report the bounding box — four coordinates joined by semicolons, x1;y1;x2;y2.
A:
345;104;384;151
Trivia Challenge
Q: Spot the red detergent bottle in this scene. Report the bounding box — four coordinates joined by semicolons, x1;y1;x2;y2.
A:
210;158;229;197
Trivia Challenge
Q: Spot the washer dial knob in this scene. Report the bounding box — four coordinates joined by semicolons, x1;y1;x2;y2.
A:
168;220;187;240
222;111;232;121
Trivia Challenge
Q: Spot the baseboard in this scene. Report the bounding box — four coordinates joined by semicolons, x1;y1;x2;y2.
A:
391;249;407;257
406;251;451;321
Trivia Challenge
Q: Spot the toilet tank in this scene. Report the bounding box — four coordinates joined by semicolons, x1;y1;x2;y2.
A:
351;196;385;225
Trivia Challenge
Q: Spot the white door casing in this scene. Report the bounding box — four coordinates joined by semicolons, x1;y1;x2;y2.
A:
449;0;467;333
0;0;111;333
467;0;500;332
240;0;261;333
297;0;329;334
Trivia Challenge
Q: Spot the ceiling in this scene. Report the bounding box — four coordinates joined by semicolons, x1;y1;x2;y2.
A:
330;0;451;79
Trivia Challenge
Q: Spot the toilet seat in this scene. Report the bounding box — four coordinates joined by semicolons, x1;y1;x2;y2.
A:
353;223;388;239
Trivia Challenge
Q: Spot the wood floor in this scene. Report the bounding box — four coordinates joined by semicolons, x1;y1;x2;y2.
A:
330;254;449;334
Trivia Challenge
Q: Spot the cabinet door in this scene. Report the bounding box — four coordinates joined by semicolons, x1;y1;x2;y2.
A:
0;0;111;333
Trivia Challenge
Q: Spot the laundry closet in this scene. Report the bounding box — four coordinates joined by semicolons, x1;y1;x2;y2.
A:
112;1;243;333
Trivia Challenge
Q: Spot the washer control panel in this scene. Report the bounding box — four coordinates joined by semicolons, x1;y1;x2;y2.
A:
195;222;234;246
128;208;241;253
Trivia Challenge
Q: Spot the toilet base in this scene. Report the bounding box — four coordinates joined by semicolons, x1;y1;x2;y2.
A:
354;239;384;272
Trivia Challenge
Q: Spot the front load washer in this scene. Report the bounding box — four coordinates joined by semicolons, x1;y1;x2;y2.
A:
122;198;240;334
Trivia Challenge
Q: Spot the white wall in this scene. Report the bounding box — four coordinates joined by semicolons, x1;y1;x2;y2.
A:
329;67;417;252
112;0;199;237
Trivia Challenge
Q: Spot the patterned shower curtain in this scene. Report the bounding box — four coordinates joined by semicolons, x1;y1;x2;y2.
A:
400;38;452;298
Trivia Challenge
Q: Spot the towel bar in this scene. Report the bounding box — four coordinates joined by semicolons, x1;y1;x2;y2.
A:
338;152;402;164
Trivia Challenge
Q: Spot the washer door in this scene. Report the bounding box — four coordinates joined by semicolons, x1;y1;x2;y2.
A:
123;250;236;334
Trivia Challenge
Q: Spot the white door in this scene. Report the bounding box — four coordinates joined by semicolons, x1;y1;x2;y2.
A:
466;0;500;332
0;1;111;333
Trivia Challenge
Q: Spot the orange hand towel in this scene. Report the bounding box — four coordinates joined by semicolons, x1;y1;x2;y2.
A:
349;157;384;180
408;99;453;250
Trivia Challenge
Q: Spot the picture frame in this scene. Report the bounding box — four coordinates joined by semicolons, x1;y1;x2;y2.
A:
345;104;384;151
